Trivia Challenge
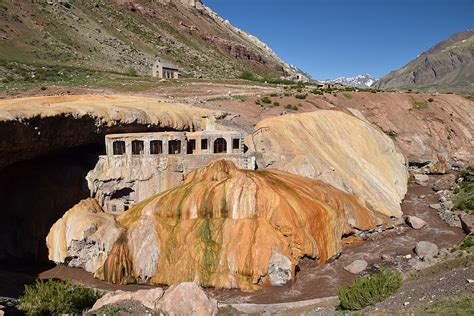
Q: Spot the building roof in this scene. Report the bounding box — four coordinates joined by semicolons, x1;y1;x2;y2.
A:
156;60;179;70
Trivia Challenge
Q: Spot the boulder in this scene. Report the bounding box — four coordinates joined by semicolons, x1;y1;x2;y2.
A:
245;110;408;218
90;288;164;312
415;241;439;259
432;174;456;191
156;282;218;316
405;216;427;229
414;174;429;186
344;260;368;274
459;213;474;234
268;251;292;286
429;203;442;211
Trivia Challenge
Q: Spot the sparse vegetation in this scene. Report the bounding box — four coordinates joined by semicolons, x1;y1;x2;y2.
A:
295;94;307;99
385;130;398;139
285;104;299;111
337;267;403;310
273;101;280;107
409;293;474;315
428;97;434;102
18;279;102;315
453;166;474;211
459;235;474;250
260;96;272;104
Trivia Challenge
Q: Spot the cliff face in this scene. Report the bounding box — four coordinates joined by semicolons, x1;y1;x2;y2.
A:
47;160;385;290
246;110;408;218
0;0;299;79
375;30;474;93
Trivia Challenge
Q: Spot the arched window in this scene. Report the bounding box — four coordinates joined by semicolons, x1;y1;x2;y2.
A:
132;140;144;155
214;138;227;154
113;141;126;155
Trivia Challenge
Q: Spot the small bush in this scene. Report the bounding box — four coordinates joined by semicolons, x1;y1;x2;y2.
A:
428;97;434;103
285;104;298;111
260;96;272;104
273;101;280;107
338;267;403;310
385;130;398;139
295;94;307;100
459;235;474;250
453;166;474;211
18;279;102;315
239;71;256;81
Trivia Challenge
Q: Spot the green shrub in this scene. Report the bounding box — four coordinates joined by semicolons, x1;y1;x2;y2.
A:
295;94;307;100
273;101;280;107
453;166;474;211
428;97;434;102
285;104;298;111
239;71;256;81
459;235;474;250
18;279;102;315
260;96;272;104
338;267;403;310
413;100;428;110
385;130;398;139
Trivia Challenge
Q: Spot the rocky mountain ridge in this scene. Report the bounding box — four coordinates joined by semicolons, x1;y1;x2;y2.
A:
375;30;474;93
0;0;301;79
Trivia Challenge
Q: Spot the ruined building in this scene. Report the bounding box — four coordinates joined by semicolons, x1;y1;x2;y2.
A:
87;129;255;213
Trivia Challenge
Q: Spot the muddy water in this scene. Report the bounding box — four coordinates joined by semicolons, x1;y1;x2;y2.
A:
0;176;465;304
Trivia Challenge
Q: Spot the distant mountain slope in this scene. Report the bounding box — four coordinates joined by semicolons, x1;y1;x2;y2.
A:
375;30;474;93
322;74;376;88
0;0;300;79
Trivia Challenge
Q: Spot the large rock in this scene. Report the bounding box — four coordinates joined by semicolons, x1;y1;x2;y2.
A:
415;241;439;259
459;213;474;234
246;110;408;218
48;160;385;290
432;174;456;191
46;198;124;274
156;282;218;316
414;174;429;186
405;216;427;230
89;283;217;315
344;260;368;274
90;288;164;312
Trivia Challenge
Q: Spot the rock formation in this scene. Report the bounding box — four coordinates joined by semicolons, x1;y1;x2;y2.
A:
47;160;389;290
246;110;408;218
0;95;222;169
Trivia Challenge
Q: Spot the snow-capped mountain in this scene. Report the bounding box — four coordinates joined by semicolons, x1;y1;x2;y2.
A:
322;74;376;88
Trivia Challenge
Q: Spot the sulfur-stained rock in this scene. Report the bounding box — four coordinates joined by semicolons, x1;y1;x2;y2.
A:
48;160;386;290
46;198;124;274
246;110;408;218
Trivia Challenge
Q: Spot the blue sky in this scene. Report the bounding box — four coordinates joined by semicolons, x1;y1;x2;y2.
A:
204;0;474;79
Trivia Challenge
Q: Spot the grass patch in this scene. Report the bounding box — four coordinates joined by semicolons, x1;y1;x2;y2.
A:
453;166;474;211
18;279;102;315
413;100;429;110
459;235;474;250
337;267;403;310
409;293;474;315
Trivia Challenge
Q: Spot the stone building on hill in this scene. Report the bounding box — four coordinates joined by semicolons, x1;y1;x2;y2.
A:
152;59;179;79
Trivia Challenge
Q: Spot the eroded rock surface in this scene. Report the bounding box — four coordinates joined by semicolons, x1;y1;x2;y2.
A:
246;110;408;218
46;198;124;273
48;160;387;290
